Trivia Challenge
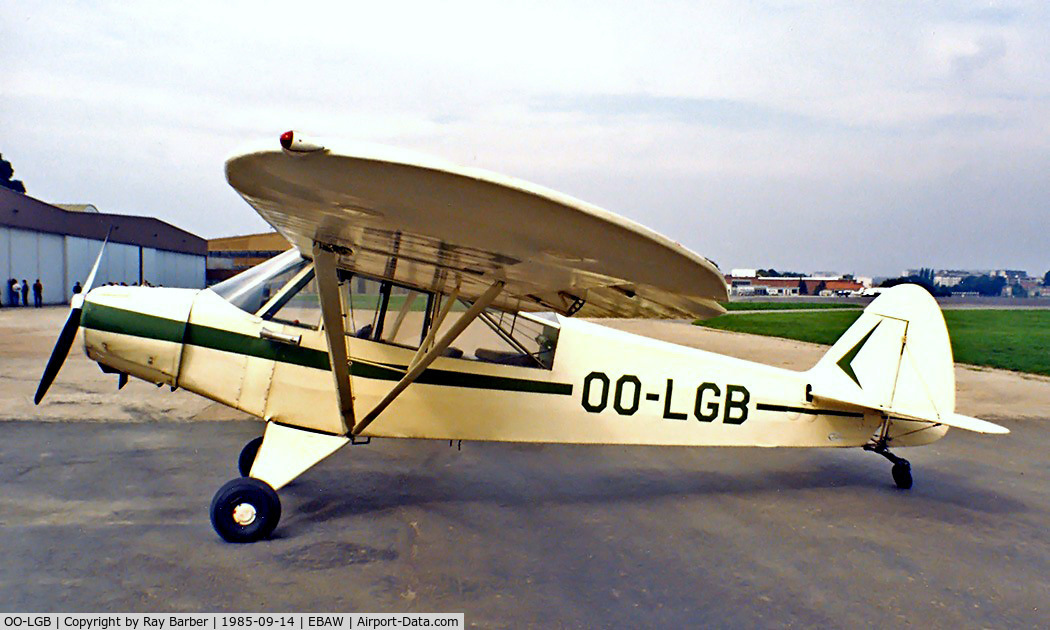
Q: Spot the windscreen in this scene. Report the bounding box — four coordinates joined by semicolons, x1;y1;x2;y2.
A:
210;249;309;314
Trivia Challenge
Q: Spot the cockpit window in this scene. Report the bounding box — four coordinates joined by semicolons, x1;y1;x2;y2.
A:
210;249;309;314
213;254;560;368
344;274;560;369
258;267;321;329
435;305;560;369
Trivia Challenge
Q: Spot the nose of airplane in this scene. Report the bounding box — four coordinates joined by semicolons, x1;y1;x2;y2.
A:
80;285;201;387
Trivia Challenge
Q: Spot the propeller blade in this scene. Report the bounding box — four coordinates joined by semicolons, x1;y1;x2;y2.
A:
81;230;109;295
34;231;109;405
34;309;82;405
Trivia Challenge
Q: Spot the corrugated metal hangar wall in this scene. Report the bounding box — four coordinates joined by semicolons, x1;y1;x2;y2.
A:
0;188;206;305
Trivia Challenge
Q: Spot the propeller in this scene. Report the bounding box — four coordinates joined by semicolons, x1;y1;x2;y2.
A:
34;234;108;405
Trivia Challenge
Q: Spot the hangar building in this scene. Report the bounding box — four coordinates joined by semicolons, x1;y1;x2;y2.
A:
206;231;291;285
0;187;206;305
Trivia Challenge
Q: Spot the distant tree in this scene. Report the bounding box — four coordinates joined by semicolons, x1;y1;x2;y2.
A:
756;269;805;278
955;274;1007;297
879;275;952;297
1044;270;1050;286
1011;283;1028;298
0;153;26;193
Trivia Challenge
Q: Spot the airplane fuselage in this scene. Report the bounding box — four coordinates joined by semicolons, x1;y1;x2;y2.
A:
80;286;946;450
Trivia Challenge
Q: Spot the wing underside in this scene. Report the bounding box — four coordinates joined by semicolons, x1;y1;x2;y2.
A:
226;139;728;319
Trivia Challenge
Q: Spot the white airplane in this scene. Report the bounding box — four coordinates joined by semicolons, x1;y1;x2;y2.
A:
35;131;1008;543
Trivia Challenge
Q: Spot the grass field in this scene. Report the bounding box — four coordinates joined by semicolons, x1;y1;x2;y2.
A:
721;301;862;311
698;309;1050;376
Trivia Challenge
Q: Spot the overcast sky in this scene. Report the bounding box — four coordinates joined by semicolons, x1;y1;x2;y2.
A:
3;1;1048;277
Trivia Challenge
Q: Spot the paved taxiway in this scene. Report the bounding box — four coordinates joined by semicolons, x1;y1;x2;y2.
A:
2;307;1048;627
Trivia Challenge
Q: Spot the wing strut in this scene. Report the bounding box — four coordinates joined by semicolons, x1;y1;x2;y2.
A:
312;243;356;433
408;283;460;373
352;279;505;436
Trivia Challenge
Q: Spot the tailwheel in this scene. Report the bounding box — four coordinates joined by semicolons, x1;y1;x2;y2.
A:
210;477;281;543
238;436;264;477
864;440;913;491
891;461;913;490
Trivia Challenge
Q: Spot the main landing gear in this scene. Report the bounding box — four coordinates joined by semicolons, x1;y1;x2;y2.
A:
210;425;350;542
864;441;913;490
210;477;281;543
209;436;278;543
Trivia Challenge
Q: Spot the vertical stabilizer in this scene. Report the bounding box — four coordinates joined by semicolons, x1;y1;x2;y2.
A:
807;284;955;421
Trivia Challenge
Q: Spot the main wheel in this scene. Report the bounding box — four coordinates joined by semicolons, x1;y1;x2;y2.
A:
238;436;264;477
891;461;913;490
210;477;281;543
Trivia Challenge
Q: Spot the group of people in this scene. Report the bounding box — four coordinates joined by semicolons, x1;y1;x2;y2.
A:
5;278;44;307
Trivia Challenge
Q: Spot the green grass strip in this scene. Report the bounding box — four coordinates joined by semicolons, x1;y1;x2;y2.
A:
697;309;1050;376
720;301;862;311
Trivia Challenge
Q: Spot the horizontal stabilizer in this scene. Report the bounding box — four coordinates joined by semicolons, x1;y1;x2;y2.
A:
940;413;1009;435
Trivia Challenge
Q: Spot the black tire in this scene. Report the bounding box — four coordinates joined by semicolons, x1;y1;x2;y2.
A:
238;436;264;477
210;477;281;543
892;462;913;490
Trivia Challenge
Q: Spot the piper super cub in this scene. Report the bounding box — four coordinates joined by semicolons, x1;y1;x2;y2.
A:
35;131;1008;543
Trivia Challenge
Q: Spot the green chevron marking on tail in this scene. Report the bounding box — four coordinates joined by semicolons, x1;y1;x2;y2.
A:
836;321;880;387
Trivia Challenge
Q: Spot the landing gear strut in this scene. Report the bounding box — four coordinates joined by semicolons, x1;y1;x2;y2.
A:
864;441;913;490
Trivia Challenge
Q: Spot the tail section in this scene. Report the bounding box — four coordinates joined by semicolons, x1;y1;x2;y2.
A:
807;284;1007;434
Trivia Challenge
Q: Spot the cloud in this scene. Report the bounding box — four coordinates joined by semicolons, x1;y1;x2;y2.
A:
1;1;1048;276
535;94;824;131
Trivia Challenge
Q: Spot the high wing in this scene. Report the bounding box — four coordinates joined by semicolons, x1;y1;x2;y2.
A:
224;133;728;319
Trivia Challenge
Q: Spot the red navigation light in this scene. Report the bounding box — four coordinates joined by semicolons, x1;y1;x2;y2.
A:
278;130;324;154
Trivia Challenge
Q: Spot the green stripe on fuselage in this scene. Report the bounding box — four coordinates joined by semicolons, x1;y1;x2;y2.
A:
80;302;572;396
82;301;186;344
184;320;331;371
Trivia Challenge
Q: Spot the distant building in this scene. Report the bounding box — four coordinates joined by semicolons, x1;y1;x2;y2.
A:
726;276;800;296
724;273;863;297
992;269;1028;282
1018;277;1049;297
905;269;1031;288
812;279;865;296
207;231;292;285
0;187;206;304
934;275;963;287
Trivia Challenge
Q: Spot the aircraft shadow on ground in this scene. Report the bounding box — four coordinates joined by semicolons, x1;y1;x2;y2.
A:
278;453;1026;535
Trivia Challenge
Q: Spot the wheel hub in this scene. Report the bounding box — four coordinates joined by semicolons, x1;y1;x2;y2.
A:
232;502;257;526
